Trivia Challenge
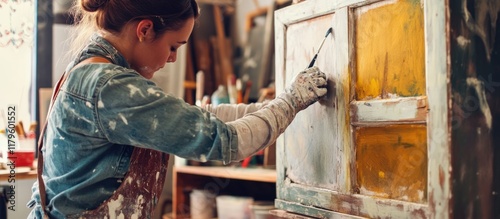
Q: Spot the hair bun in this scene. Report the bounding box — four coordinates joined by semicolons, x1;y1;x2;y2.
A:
80;0;109;12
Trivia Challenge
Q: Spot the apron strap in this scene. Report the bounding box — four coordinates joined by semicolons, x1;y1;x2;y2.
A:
37;57;110;218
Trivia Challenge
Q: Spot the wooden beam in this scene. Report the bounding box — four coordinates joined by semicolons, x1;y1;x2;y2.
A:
213;5;234;86
350;96;428;124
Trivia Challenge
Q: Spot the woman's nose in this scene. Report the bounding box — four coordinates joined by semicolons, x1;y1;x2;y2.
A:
167;54;177;63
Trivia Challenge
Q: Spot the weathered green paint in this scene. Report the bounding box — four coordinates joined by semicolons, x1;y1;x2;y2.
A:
277;181;429;218
275;199;367;219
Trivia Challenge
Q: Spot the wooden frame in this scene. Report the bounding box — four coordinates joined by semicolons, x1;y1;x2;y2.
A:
274;0;450;218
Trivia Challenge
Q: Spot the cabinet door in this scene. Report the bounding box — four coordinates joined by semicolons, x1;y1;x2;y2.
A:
274;0;450;218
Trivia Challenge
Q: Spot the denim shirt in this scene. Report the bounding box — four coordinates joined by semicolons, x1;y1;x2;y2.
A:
28;34;238;218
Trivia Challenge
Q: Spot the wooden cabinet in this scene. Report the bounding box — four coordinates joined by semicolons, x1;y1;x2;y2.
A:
172;166;276;218
274;0;499;218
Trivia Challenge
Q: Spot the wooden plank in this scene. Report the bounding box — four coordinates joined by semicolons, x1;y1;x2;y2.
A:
184;46;196;104
273;201;367;219
277;183;429;218
274;7;287;202
183;81;196;89
274;0;374;25
174;166;276;183
210;37;222;87
257;4;276;92
245;7;269;33
350;96;428;124
213;5;234;86
194;39;215;95
424;0;451;218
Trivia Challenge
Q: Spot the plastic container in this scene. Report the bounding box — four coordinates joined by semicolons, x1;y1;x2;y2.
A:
211;85;230;106
216;195;253;219
190;189;216;219
14;149;35;167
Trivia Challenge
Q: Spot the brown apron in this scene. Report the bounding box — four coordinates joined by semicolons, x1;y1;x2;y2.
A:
38;57;169;219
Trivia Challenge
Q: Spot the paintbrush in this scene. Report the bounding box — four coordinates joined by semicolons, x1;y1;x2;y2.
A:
307;27;333;68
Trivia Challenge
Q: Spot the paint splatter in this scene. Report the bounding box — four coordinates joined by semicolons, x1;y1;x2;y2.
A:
147;88;156;95
127;84;145;97
106;194;124;219
118;113;128;125
200;154;207;162
457;36;471;48
109;120;116;130
151;118;158;131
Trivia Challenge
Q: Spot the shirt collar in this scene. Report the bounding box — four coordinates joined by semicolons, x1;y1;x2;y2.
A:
77;33;131;69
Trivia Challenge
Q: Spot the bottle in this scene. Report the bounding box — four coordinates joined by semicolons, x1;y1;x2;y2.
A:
211;85;230;106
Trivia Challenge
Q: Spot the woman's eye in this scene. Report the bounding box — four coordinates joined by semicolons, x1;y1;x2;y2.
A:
170;47;177;52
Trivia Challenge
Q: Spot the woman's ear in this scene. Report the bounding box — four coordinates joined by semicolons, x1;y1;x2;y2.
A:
136;19;154;42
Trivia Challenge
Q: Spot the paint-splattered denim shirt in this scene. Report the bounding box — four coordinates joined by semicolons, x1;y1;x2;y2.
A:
28;34;238;218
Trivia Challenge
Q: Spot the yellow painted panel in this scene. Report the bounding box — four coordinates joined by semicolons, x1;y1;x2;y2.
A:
355;124;427;203
355;0;425;100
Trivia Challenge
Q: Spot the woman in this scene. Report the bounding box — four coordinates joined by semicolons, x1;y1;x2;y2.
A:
28;0;328;218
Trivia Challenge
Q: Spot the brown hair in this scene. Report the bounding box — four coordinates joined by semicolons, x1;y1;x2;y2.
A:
79;0;199;34
68;0;199;57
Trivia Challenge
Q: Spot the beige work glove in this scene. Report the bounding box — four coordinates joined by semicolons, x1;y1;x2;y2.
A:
204;102;266;122
227;66;328;161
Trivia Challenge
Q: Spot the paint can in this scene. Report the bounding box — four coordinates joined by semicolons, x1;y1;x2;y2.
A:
216;195;253;219
211;85;230;106
190;189;216;219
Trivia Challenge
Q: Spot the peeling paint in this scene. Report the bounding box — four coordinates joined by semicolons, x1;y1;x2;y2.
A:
456;36;471;48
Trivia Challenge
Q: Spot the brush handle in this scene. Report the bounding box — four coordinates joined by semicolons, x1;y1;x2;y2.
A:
308;54;318;68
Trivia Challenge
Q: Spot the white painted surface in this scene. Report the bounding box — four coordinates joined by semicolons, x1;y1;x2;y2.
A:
425;0;451;218
352;97;427;122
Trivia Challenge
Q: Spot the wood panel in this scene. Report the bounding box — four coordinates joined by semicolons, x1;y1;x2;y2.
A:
354;0;425;100
355;124;427;203
424;0;451;217
282;10;350;192
350;96;428;124
275;184;429;218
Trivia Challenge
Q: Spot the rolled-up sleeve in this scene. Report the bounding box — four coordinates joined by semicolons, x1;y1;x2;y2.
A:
96;72;238;164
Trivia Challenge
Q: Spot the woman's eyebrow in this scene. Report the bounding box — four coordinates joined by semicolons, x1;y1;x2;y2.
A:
178;41;187;44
